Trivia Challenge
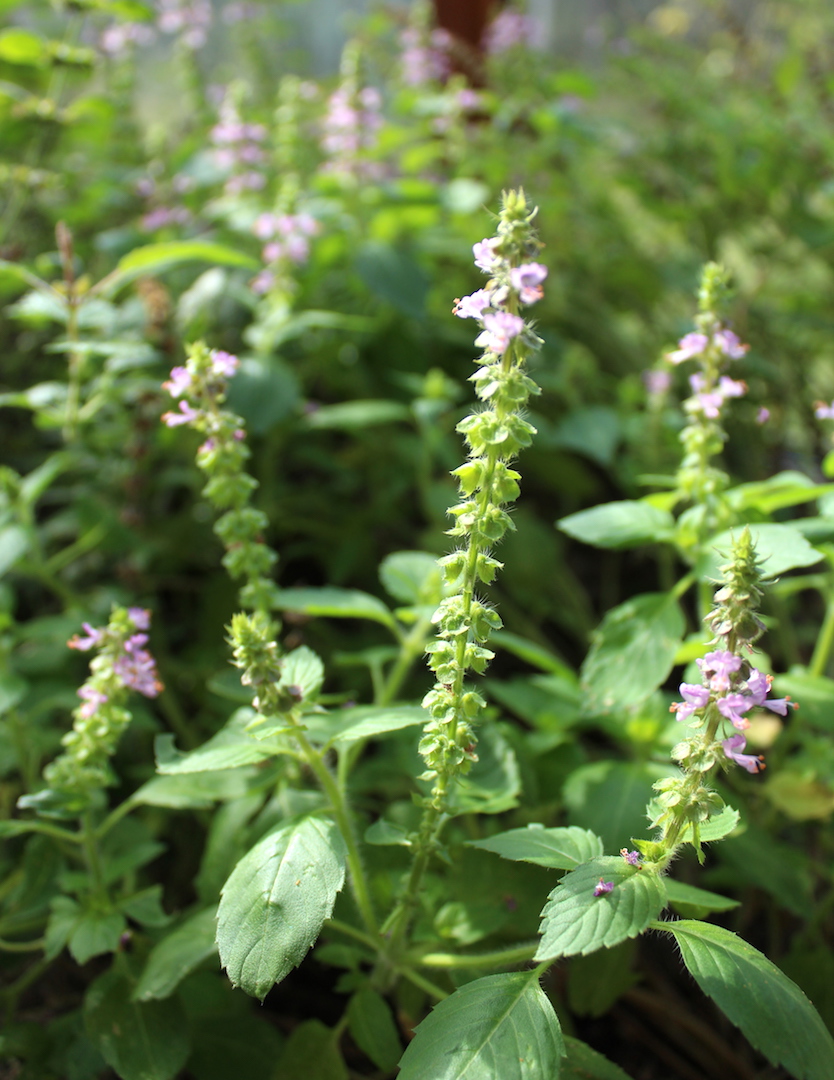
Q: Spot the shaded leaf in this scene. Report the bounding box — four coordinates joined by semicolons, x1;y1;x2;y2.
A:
97;241;257;297
274;587;396;630
662;920;834;1080
697;523;822;581
561;1037;635;1080
155;709;278;774
274;1019;348;1080
134;908;218;1001
329;705;426;746
580;593;685;714
469;825;604;869
346;989;402;1073
398;970;564;1080
559;501;675;550
663;880;739;917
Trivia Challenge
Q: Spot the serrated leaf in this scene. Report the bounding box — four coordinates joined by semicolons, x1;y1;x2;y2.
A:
134;908;218;1001
329;705;426;745
469;825;604;869
96;241;257;297
662;920;834;1080
559;501;675;549
580;592;684;714
398;970;564;1080
346;989;402;1073
663;880;739;916
85;967;190;1080
536;858;666;961
561;1037;635;1080
274;587;396;630
280;645;325;701
155;709;278;774
697;523;823;581
216;816;346;1000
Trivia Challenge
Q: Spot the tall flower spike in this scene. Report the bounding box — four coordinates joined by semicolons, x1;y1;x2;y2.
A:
648;529;790;869
419;189;546;813
161;342;280;615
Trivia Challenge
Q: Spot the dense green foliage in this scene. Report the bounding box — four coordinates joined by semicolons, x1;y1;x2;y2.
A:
4;2;834;1078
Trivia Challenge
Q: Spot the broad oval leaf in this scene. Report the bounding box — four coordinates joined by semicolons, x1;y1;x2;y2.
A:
280;645;325;702
662;920;834;1080
663;880;739;916
274;587;396;629
580;592;685;714
536;857;667;961
469;825;604;869
697;523;823;581
559;500;675;550
379;550;444;605
97;241;258;296
346;989;402;1073
134;907;218;1001
561;1036;634;1080
329;705;426;745
398;970;564;1080
155;709;279;774
85;967;190;1080
217;816;346;1000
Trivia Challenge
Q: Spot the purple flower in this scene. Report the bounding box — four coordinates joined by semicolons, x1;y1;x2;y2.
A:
77;685;108;718
453;289;492;320
162;401;200;428
483;10;536;54
756;407;770;424
722;734;765;773
717;692;753;730
68;623;102;651
473;239;500;273
688;390;725;419
620;849;641;865
162;366;193;398
114;647;163;698
643;369;672;396
815;400;834;420
667;332;708;364
714;329;748;359
670;683;710;723
698;650;742;693
210;350;239;378
745;668;795;716
593;878;615;896
476;312;525;355
718;375;747;399
127;608;150;630
509;262;548;304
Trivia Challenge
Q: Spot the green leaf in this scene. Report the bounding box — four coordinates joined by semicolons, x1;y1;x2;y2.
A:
224;356;300;435
379;550;443;605
216;816;346;1000
131;770;253;809
697;523;823;581
279;645;325;702
661;920;834;1080
663;880;739;917
155;709;278;774
558;501;675;550
561;1037;635;1080
134;908;218;1001
120;886;171;929
0;525;30;576
536;858;666;961
567;940;637;1018
450;726;521;815
329;705;426;746
728;471;834;514
773;670;834;734
364;818;412;846
0;28;47;65
580;592;685;714
303;400;411;430
565;761;672;853
45;896;125;964
676;803;739;844
273;587;396;630
96;242;258;297
85;967;190;1080
346;989;402;1073
491;630;576;678
441;177;491;213
398;970;564;1080
355;242;429;319
553;406;621;466
468;825;604;869
275;1019;348;1080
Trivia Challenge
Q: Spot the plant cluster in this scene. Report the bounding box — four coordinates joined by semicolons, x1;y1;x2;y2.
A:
3;3;834;1079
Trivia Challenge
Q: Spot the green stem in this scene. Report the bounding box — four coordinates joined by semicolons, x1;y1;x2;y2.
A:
415;941;537;969
0;936;46;953
82;811;107;901
377;611;434;707
324;917;380;953
809;591;834;678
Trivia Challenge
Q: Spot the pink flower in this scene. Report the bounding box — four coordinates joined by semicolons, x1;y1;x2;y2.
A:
667;332;708;364
509;262;548;304
815;400;834;420
162;367;193;398
162;401;200;427
68;623;102;651
620;849;641;865
78;686;108;719
453;289;492;320
127;608;151;630
714;329;748;359
477;312;525;354
670;683;710;723
697;650;742;693
722;733;765;773
718;376;747;399
717;692;753;730
473;239;500;272
210;350;239;378
756;407;770;424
